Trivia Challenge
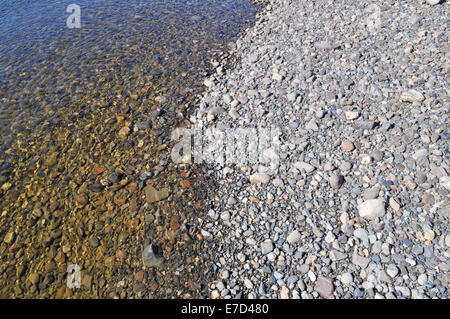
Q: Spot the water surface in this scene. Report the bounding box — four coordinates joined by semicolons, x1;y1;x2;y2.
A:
0;0;257;298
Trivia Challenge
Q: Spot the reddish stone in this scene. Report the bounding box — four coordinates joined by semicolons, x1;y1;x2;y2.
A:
341;139;355;152
150;283;158;292
180;180;191;189
135;271;144;282
92;167;106;176
115;198;126;206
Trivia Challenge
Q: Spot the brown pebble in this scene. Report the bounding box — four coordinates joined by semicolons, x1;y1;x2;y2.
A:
27;273;40;285
109;292;119;299
170;221;181;231
8;243;21;253
104;256;115;267
180;179;191;188
55;250;66;264
421;194;435;205
188;280;199;291
133;283;145;293
92;167;106;176
118;126;130;140
341;139;355;152
329;174;344;189
74;194;88;208
4;232;15;244
115;198;126;206
115;249;127;260
424;230;435;241
389;197;401;212
134;271;144;282
150;283;158;292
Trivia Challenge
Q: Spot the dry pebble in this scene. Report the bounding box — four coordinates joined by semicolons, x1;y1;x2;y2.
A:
183;0;447;300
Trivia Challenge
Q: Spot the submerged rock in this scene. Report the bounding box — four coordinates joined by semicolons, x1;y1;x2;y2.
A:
142;244;164;267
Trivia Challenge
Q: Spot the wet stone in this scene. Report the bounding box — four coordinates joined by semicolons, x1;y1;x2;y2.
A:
142;244;164;268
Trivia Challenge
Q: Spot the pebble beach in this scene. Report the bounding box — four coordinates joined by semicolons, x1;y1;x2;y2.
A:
0;0;449;300
192;0;449;299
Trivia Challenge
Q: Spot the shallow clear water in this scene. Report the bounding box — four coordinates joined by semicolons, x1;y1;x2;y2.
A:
0;0;257;298
0;0;256;158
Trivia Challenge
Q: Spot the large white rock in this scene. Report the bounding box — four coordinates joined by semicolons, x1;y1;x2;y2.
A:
249;173;270;184
399;89;424;103
358;198;386;220
286;230;301;244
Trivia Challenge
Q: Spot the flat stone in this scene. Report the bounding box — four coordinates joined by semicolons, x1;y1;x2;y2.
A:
293;161;315;173
250;173;270;184
204;79;214;87
248;54;258;63
261;241;274;254
412;149;428;161
358;198;386;220
325;231;336;244
389;197;401;212
4;232;14;244
363;187;380;200
272;73;284;82
244;278;253;289
352;251;371;268
118;126;130;140
353;228;369;243
272;178;284;188
287;275;299;284
386;264;399;278
439;176;450;191
287;92;298;102
355;119;375;130
27;273;40;285
280;286;289;299
286;230;301;244
305;119;319;131
399;90;424;103
417;274;428;285
314;276;334;299
144;185;170;203
88;237;99;248
330;250;347;261
314;41;337;50
341;273;353;284
345;111;359;120
339;161;352;171
329;174;344;189
421;194;435;205
341;139;355;152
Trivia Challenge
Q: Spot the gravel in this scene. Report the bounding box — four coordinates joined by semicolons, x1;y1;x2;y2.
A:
191;0;448;299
